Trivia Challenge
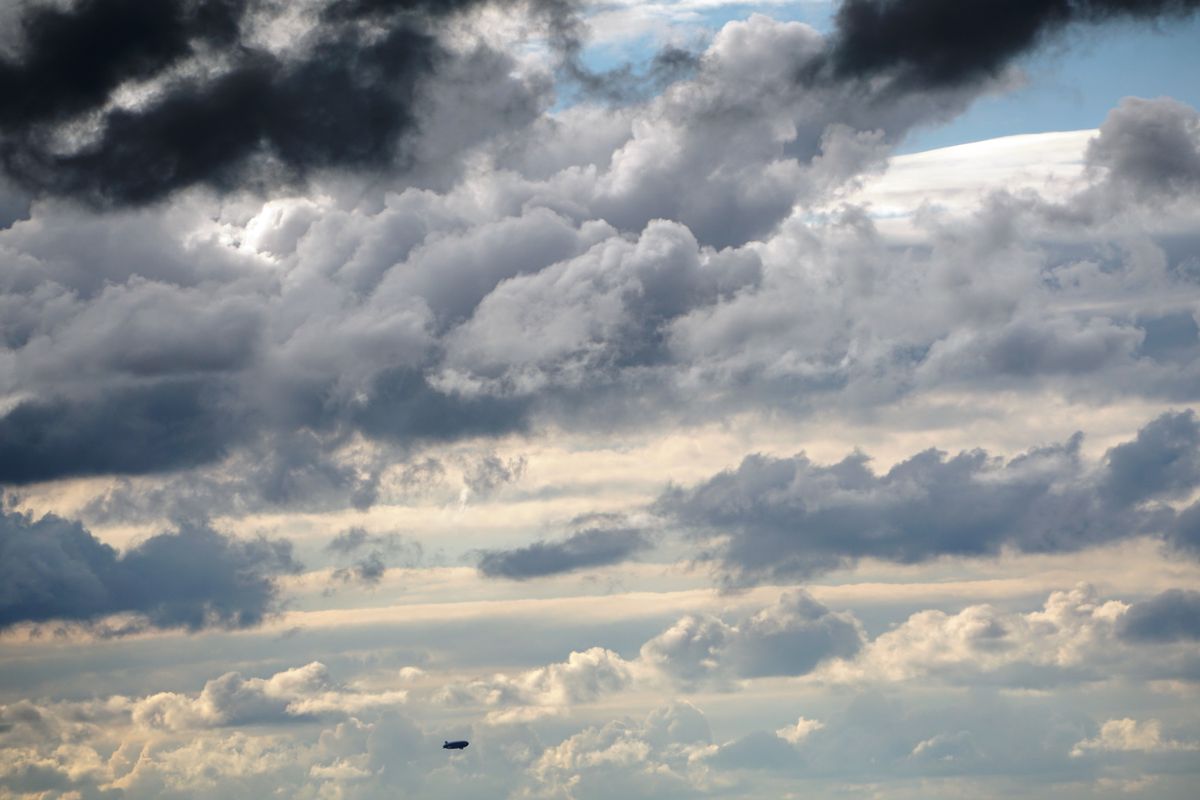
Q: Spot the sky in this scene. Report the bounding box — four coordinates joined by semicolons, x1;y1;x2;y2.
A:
1;1;1200;798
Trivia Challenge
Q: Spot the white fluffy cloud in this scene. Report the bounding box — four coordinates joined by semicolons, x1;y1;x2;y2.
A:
1071;718;1200;756
829;584;1200;687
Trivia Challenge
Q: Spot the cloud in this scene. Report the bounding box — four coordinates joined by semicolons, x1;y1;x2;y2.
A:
1071;718;1200;756
0;0;551;206
132;662;408;730
521;701;713;798
438;646;636;722
462;453;527;497
431;590;860;722
477;525;652;580
833;584;1200;687
640;590;863;689
1118;589;1200;643
326;527;422;588
0;10;1197;524
658;412;1196;585
825;0;1200;91
774;716;824;745
1085;95;1200;203
0;378;248;484
0;506;299;631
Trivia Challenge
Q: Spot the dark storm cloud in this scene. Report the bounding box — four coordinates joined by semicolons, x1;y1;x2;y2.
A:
1118;589;1200;642
0;0;243;127
0;505;300;631
0;378;247;485
657;412;1198;585
825;0;1200;91
477;526;651;579
0;0;545;206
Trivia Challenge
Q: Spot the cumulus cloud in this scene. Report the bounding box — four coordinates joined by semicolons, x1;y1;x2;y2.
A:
438;646;636;723
658;412;1197;585
521;701;714;799
640;590;863;688
0;505;299;631
1071;718;1200;756
1117;589;1200;643
2;11;1197;506
833;584;1200;687
436;589;861;722
132;662;408;730
1085;95;1200;204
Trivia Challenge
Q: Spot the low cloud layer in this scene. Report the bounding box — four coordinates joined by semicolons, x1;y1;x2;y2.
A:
659;411;1199;585
0;505;299;631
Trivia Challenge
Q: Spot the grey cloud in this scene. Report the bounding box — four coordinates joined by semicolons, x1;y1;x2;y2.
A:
1168;500;1200;556
1118;589;1200;643
78;433;411;524
658;413;1195;585
477;526;650;580
0;378;248;484
732;591;864;678
1101;410;1200;507
639;590;864;688
326;527;421;587
326;527;374;555
463;453;527;497
2;15;1198;509
439;219;763;389
1086;96;1200;203
0;506;299;631
1137;311;1200;364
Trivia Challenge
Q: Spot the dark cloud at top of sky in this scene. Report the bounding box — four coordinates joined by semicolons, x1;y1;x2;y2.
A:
0;505;300;632
0;0;243;128
825;0;1200;92
477;525;651;580
0;0;543;207
658;411;1197;585
1117;589;1200;642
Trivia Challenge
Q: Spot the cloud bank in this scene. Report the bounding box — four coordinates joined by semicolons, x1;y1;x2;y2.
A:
0;506;299;631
